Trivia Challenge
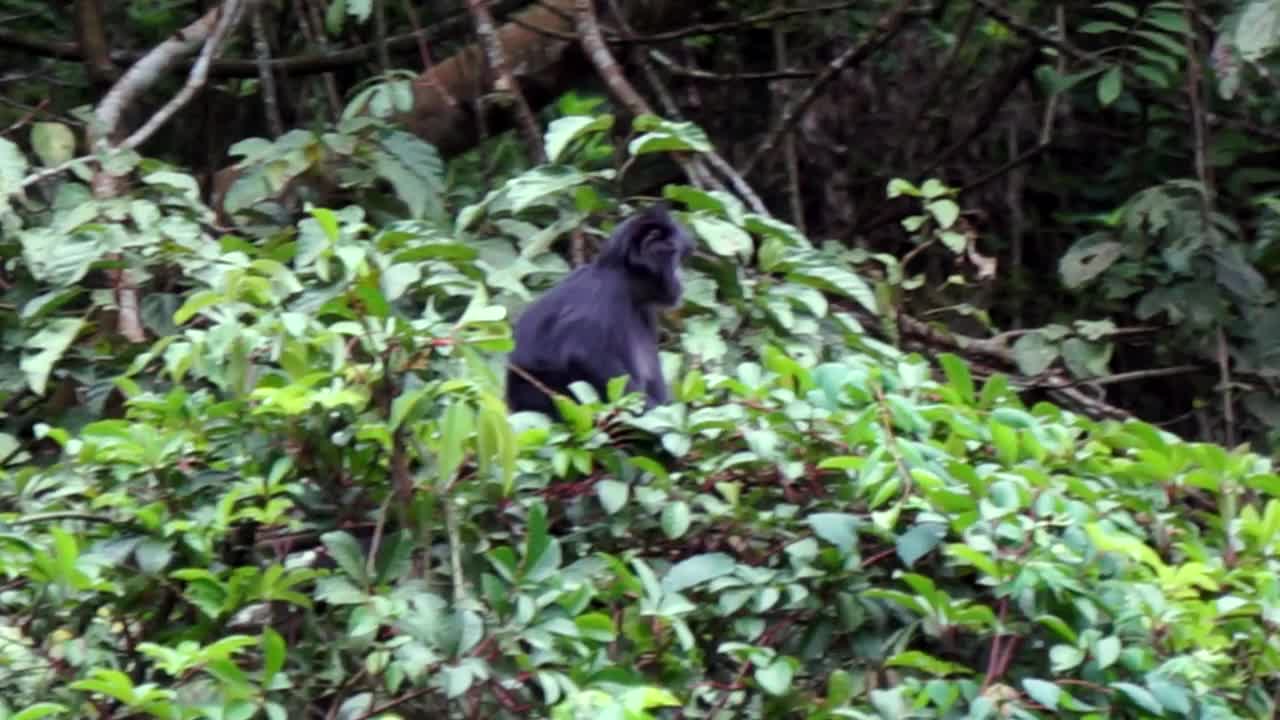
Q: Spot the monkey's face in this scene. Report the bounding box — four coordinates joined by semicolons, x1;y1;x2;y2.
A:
635;223;692;307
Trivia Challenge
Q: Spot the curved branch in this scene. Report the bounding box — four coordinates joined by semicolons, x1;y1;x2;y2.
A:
741;0;915;177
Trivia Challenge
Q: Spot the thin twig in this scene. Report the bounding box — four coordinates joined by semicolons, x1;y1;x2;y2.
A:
292;0;341;119
109;0;250;150
250;3;284;137
742;0;915;176
401;0;456;108
971;0;1090;61
1182;0;1230;444
895;3;979;167
606;0;766;212
468;0;546;163
574;0;716;191
648;50;816;81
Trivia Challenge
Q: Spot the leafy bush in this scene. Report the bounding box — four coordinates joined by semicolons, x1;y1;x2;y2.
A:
2;113;1280;719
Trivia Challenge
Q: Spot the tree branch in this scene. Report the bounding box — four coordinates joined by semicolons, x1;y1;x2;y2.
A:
741;0;915;177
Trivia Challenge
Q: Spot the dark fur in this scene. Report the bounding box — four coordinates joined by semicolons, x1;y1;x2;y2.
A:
506;204;694;417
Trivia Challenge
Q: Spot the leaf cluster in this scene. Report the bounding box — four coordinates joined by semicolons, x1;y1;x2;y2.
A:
0;109;1278;720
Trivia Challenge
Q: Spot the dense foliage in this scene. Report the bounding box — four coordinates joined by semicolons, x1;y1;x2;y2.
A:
5;0;1280;718
2;104;1280;718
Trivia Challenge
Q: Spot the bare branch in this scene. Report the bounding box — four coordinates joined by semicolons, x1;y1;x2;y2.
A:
742;0;915;177
604;0;766;212
95;0;251;150
574;0;717;191
469;0;546;163
251;3;284;137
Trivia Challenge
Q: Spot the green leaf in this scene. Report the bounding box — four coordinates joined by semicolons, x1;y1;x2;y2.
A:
597;479;629;514
919;178;948;199
1097;66;1123;105
1093;635;1121;669
1097;2;1137;19
661;501;691;539
22;318;84;396
574;612;617;642
13;703;70;720
788;264;876;313
321;531;368;585
1049;644;1085;672
373;131;444;219
896;522;947;567
885;650;973;677
437;401;475;486
31;122;76;167
0;137;32;211
628;115;712;155
661;552;736;593
886;178;919;198
938;353;975;404
20;226;110;286
1238;0;1280;61
756;658;795;696
544;115;614;162
807;513;859;554
1060;337;1112;378
1023;678;1062;711
689;214;753;258
926;199;960;229
1146;675;1191;713
502;166;595;212
1012;332;1058;375
381;263;421;301
261;628;286;685
173;290;223;325
1079;20;1129;34
1059;236;1123;288
826;669;853;705
1112;682;1163;714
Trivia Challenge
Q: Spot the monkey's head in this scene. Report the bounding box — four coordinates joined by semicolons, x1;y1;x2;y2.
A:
600;203;694;307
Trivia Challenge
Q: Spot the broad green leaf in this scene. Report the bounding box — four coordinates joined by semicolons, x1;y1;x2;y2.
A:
1097;66;1123;105
661;552;736;593
502;166;594;212
1012;332;1058;375
1060;237;1123;288
321;531;369;586
544;114;614;162
661;501;691;538
807;513;859;554
13;703;70;720
1112;682;1163;714
1238;0;1280;61
597;479;629;514
1023;678;1061;711
896;522;947;567
173;290;223;325
756;658;795;696
22;317;84;395
31;122;76;167
886;178;919;198
885;650;972;677
689;214;753;258
628;115;712;155
938;353;975;404
261;628;286;686
926;199;960;229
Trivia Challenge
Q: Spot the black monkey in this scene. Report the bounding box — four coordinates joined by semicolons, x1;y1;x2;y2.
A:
506;204;694;417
